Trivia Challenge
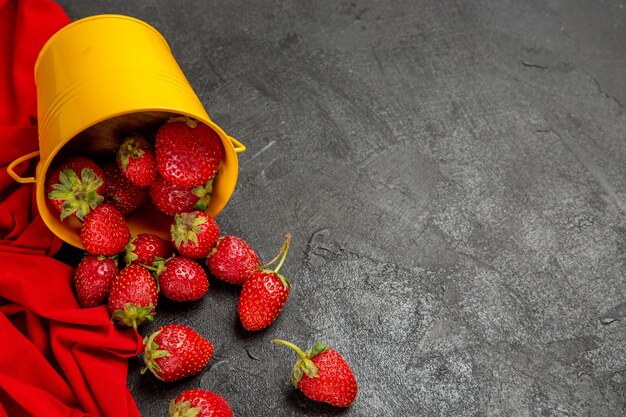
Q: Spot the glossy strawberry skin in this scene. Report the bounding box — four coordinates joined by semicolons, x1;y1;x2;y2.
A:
237;270;289;331
171;389;233;417
124;233;173;266
158;257;209;302
102;163;148;215
155;119;224;187
149;177;198;216
46;156;105;220
74;255;118;308
143;324;213;382
116;135;157;187
80;204;130;256
298;349;358;407
206;236;260;285
170;211;220;259
107;265;158;329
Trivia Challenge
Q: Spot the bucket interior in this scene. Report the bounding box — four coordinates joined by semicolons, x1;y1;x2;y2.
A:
45;111;223;243
50;111;172;164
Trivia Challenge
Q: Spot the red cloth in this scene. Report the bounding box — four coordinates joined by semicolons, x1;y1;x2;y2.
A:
0;1;143;416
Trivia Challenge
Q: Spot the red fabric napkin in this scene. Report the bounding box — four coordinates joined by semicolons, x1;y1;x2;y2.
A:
0;1;143;416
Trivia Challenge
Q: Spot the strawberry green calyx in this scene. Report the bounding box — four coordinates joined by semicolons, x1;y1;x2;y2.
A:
141;329;171;380
192;179;214;211
272;270;292;289
168;400;201;417
117;136;147;170
260;234;292;288
207;236;224;258
171;212;206;247
112;302;155;330
123;235;138;265
148;257;166;276
272;339;329;386
167;116;198;128
146;256;175;285
48;168;104;220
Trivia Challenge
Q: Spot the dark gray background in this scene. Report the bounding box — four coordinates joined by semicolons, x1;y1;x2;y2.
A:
55;0;626;416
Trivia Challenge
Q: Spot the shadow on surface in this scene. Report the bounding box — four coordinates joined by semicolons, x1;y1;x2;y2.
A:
286;389;351;416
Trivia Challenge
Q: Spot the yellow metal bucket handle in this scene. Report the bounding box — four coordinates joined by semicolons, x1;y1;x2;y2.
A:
7;151;39;184
229;136;246;153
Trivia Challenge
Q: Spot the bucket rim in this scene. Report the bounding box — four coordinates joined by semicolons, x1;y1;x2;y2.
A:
35;14;169;75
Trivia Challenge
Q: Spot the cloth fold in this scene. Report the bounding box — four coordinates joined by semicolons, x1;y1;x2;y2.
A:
0;1;143;416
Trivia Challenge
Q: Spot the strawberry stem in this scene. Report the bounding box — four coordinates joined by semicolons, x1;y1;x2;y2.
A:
272;339;321;384
263;234;291;272
272;339;307;361
274;234;291;274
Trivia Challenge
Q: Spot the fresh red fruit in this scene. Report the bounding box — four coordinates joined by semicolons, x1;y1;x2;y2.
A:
237;235;291;331
155;117;224;187
116;135;157;187
102;163;148;215
108;265;158;329
272;340;358;408
80;204;130;256
206;236;260;285
149;177;214;216
142;324;213;382
46;156;105;220
73;255;118;308
154;256;209;302
124;233;173;266
169;389;233;417
170;211;220;259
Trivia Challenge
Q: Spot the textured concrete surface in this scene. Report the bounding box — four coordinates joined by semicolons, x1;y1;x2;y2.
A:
55;0;626;416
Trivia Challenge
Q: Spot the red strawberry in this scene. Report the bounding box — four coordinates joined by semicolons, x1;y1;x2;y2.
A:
206;236;260;285
154;256;209;302
80;204;130;256
170;211;220;259
73;255;118;308
150;177;214;216
169;389;233;417
237;235;291;331
108;265;158;329
142;324;213;382
272;340;357;407
116;135;157;187
155;117;224;187
102;163;148;215
124;233;173;266
46;156;105;220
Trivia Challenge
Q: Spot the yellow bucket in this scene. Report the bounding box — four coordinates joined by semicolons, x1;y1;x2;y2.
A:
7;14;245;249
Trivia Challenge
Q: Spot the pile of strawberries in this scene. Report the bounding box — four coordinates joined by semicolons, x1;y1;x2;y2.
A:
46;116;357;416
